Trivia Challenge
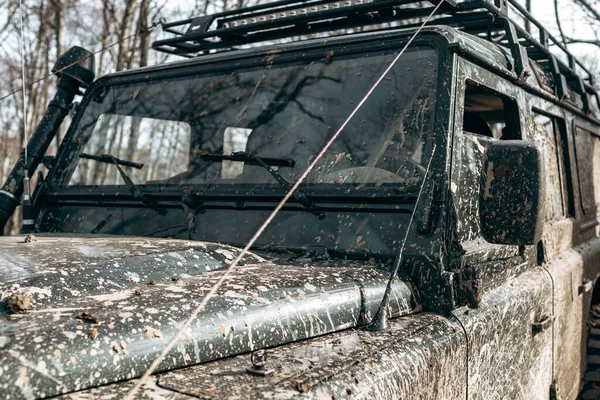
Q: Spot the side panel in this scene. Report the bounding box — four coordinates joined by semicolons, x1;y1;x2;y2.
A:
453;267;553;399
531;94;600;398
544;239;600;399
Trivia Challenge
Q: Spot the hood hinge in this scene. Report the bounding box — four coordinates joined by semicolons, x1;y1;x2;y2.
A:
550;380;560;400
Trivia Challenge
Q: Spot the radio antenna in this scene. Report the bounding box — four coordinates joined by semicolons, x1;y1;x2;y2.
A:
366;143;436;331
18;0;34;234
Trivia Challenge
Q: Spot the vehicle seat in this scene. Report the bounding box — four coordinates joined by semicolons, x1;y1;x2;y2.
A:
463;112;493;137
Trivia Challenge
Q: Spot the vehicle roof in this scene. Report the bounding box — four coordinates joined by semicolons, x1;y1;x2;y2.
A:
96;24;597;122
100;25;504;79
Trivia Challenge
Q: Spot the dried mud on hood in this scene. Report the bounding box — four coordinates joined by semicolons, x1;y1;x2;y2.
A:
0;234;421;399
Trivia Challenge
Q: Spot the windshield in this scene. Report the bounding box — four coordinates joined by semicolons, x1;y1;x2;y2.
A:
65;46;438;192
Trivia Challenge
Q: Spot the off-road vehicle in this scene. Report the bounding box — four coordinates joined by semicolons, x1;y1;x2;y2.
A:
1;0;600;398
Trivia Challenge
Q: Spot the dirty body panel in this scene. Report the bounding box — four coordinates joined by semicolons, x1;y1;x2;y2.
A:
157;313;466;400
0;234;422;398
525;88;600;398
452;267;552;399
57;313;466;400
446;41;600;399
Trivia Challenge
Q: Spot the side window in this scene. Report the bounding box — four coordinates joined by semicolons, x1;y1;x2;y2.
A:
531;112;572;222
452;83;520;243
574;125;600;215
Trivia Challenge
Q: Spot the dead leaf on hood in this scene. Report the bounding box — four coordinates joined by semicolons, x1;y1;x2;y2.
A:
6;292;33;314
76;312;100;324
219;323;227;337
145;326;163;339
296;380;313;393
24;234;37;243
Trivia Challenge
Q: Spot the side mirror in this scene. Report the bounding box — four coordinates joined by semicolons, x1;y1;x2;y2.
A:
52;46;95;88
479;141;545;245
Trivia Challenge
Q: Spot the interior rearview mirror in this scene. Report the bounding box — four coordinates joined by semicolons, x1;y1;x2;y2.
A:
41;155;55;170
479;140;545;245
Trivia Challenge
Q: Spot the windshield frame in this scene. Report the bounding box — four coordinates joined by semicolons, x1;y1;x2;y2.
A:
44;31;453;203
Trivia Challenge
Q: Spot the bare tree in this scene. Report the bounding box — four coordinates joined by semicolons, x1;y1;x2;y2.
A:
555;0;600;49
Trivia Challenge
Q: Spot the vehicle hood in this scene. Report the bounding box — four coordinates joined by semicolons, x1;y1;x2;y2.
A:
0;234;421;399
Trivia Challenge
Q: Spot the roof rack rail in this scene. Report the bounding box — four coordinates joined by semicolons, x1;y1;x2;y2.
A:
152;0;599;113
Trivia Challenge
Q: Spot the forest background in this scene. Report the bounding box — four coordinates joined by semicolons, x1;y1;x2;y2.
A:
0;0;599;234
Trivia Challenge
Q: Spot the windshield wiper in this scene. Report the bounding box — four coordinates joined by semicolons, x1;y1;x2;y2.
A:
79;153;152;206
200;152;295;167
201;151;313;209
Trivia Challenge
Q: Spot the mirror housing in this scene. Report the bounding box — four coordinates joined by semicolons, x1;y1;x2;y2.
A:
479;140;545;245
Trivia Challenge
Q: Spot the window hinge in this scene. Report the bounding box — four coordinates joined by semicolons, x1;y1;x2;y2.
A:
579;280;593;295
532;315;554;336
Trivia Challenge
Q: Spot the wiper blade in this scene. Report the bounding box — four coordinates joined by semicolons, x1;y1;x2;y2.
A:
200;152;295;167
202;151;313;209
79;153;151;206
80;153;144;169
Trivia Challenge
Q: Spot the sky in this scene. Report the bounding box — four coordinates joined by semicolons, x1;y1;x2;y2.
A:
528;0;599;62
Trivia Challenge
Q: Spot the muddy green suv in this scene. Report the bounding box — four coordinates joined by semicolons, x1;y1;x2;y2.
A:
2;1;600;399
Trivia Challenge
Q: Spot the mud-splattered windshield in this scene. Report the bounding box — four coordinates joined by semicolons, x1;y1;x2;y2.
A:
66;46;438;194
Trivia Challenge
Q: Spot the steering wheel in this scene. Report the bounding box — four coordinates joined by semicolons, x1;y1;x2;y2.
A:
317;167;404;184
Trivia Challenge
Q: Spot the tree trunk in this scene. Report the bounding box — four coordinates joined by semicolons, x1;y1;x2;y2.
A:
137;0;150;68
116;0;138;72
50;0;66;146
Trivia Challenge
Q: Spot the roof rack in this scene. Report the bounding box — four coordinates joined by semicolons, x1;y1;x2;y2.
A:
153;0;457;56
152;0;599;113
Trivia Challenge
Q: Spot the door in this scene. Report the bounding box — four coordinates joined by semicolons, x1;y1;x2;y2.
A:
449;57;553;400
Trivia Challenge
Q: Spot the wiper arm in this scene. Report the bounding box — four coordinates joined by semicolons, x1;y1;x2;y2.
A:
202;151;313;209
79;153;151;206
80;153;144;169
